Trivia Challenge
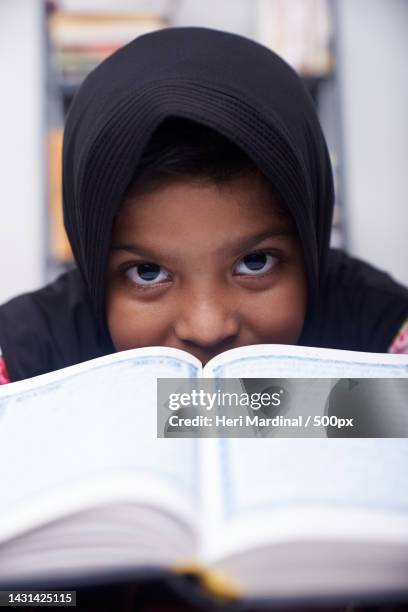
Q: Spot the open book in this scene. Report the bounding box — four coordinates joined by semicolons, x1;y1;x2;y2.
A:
0;344;407;599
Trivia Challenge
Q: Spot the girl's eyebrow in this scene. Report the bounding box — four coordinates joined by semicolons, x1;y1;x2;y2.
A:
220;226;297;254
110;243;161;259
110;226;296;259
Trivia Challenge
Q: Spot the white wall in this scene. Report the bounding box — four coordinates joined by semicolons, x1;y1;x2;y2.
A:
336;0;408;285
0;0;46;304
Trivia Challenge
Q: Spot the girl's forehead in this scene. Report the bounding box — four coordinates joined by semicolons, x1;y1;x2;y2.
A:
114;174;295;235
110;175;299;263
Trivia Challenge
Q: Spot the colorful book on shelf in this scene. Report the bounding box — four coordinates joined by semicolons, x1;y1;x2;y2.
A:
48;129;72;263
48;12;167;84
0;344;407;599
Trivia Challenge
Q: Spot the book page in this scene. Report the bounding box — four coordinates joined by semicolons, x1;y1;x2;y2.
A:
200;345;408;562
204;343;408;378
0;347;201;542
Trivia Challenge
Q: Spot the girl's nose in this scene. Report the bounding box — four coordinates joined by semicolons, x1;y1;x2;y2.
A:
174;291;240;349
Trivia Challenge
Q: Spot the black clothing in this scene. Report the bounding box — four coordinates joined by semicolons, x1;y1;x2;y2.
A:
0;269;112;382
300;249;408;353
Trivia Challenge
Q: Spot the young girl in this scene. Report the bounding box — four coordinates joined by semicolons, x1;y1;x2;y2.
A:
0;26;407;384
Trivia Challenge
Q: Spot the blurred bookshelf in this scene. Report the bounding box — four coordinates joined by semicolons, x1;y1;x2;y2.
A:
45;0;344;278
49;12;167;88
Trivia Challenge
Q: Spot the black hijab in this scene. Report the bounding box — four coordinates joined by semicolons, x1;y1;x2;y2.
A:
1;27;407;381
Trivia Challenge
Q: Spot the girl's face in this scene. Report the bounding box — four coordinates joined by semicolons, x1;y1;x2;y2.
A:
105;173;308;365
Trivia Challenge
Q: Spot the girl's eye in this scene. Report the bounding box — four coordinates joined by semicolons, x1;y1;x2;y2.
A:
125;263;170;286
235;252;278;276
